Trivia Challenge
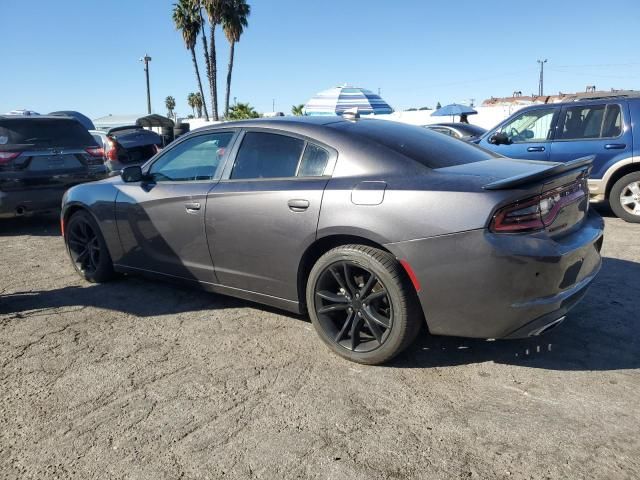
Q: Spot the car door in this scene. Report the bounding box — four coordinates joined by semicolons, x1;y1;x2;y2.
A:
480;106;559;160
549;102;631;180
206;130;336;301
115;130;237;283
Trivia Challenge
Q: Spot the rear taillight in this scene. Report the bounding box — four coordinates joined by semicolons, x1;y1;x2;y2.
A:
85;146;105;158
490;180;587;233
0;151;21;165
105;137;118;161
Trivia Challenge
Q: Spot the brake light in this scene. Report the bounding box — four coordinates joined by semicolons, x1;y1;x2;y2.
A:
490;180;586;233
0;151;21;165
105;137;118;161
85;146;105;158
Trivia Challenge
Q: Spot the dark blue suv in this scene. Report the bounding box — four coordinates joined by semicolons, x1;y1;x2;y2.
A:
478;96;640;222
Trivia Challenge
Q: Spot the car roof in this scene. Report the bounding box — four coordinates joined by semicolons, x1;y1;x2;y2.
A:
0;114;81;122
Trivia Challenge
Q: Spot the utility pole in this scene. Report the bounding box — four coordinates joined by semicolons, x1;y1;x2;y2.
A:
537;59;547;97
272;98;275;112
140;54;152;114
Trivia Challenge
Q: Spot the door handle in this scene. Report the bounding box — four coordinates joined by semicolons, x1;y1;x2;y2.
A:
527;146;545;152
605;143;626;150
185;202;201;212
287;199;310;212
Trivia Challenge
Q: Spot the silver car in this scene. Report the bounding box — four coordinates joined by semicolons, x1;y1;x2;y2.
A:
61;117;603;364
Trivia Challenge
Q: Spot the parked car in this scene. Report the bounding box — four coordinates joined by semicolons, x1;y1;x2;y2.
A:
477;95;640;222
424;122;487;141
61;117;603;364
0;115;107;218
90;126;161;172
49;111;95;131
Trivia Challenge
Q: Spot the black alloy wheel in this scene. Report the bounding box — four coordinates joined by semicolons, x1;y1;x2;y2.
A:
307;244;423;365
65;211;115;283
315;261;393;353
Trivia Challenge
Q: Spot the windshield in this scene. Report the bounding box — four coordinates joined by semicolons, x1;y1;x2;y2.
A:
333;120;499;168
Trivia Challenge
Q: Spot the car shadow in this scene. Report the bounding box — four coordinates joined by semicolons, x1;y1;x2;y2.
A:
390;256;640;371
0;212;61;237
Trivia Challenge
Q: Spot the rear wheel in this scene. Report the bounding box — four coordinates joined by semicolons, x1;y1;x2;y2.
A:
306;245;422;365
609;172;640;223
65;211;115;283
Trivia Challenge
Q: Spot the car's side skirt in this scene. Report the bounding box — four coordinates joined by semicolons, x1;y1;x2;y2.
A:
113;264;303;314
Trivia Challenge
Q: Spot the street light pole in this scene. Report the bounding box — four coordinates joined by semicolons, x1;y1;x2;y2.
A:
140;54;152;114
537;59;547;97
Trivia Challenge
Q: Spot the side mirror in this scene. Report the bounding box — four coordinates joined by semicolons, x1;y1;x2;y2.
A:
121;165;143;183
489;132;510;145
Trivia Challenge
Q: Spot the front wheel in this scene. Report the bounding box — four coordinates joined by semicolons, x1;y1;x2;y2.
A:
65;210;116;283
306;245;423;365
609;172;640;223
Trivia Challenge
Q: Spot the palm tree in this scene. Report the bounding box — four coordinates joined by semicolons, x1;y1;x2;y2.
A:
202;0;226;121
165;96;176;119
222;0;250;117
194;92;204;118
173;0;210;121
291;104;304;116
187;92;196;117
226;102;259;120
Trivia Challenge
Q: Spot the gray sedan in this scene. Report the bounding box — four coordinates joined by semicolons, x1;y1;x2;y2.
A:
61;117;603;364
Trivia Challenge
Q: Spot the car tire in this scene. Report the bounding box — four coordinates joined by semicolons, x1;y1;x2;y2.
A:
65;210;116;283
609;172;640;223
306;244;423;365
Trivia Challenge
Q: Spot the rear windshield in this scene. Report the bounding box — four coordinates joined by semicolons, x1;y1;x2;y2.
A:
333;120;498;168
0;118;97;149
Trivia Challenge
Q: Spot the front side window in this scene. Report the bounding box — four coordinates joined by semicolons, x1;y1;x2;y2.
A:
149;132;233;182
558;104;622;140
231;132;305;179
499;108;556;143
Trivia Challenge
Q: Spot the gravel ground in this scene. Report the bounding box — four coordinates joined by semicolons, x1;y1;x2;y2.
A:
0;208;639;480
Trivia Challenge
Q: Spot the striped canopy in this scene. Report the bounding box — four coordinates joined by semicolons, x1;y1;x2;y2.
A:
304;85;393;116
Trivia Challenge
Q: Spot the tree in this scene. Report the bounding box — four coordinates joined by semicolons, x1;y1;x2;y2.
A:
173;0;210;121
193;92;204;118
226;102;259;120
436;101;442;109
187;92;196;117
222;0;250;117
202;0;227;121
291;104;305;116
165;96;176;119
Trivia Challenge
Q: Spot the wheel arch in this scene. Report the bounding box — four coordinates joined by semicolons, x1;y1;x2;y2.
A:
605;162;640;199
297;233;398;312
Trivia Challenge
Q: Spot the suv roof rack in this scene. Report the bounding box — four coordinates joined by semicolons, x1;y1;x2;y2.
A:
560;90;640;102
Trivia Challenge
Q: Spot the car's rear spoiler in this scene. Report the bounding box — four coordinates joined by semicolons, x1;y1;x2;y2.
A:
483;155;594;190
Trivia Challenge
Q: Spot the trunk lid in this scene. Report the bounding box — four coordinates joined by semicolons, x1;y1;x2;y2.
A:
436;156;592;236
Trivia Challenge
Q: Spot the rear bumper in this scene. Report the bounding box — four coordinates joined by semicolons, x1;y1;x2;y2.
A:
385;211;604;339
0;169;107;218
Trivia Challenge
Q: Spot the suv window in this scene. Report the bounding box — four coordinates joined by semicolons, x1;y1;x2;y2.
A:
0;118;97;148
149;132;233;182
558;104;622;140
231;132;305;179
499;108;556;143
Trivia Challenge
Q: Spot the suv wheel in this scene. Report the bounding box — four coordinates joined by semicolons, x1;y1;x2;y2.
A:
65;211;116;283
609;172;640;223
306;245;423;365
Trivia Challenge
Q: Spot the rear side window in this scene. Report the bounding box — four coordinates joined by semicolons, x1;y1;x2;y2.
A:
334;120;498;169
231;132;305;179
0;118;97;148
558;104;622;140
298;143;329;176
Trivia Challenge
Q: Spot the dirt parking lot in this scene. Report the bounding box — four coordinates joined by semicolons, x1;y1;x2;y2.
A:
0;208;639;479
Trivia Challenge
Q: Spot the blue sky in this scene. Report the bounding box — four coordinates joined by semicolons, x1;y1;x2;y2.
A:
2;0;639;119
